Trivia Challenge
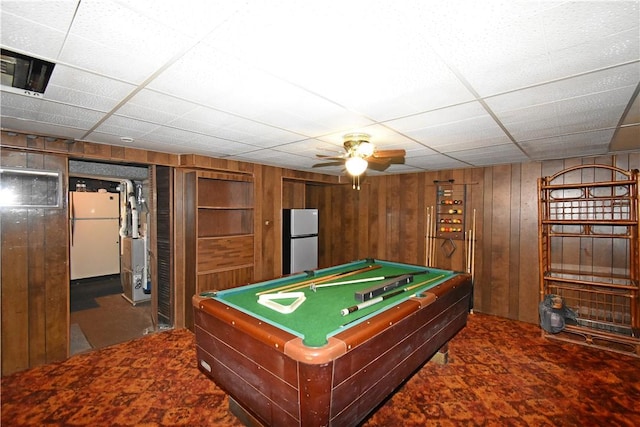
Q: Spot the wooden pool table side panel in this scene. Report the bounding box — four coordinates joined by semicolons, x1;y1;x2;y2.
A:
328;278;472;425
332;310;469;426
331;274;469;380
195;344;299;426
194;311;302;422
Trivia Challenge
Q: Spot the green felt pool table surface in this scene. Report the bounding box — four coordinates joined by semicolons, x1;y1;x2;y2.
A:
200;259;459;347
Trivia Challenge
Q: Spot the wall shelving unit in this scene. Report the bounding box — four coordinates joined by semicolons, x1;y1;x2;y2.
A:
186;170;254;295
538;164;639;357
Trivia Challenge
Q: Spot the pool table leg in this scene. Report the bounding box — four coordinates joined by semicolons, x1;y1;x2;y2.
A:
430;342;449;365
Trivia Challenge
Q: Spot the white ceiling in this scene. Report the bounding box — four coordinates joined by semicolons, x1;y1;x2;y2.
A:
1;0;639;176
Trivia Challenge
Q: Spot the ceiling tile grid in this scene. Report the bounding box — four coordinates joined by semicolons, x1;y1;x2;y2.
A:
0;0;638;176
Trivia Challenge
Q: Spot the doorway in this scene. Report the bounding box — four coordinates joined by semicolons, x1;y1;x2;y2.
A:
68;160;161;355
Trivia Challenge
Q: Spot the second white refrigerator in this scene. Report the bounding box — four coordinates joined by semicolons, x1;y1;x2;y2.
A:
69;191;120;280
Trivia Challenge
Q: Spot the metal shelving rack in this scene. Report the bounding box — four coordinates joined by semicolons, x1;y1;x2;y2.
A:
538;164;639;357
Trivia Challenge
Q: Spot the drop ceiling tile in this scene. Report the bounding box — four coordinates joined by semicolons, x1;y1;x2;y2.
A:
117;0;242;39
447;144;530;166
1;0;78;31
371;164;425;175
0;116;87;140
169;120;255;143
0;11;68;59
405;153;472;171
278;139;345;157
58;35;161;83
1;103;39;121
142;126;206;147
47;65;136;99
188;135;257;156
319;124;423;151
57;1;193;82
546;28;640;82
435;2;639;96
116;90;200;124
128;138;190;155
231;150;338;174
1;91;43;115
36;101;104;128
1;92;103;130
44;65;136;111
541;2;639;51
83;131;183;154
69;0;192;63
495;86;635;141
205;0;380;78
386;102;489;132
148;44;252;107
223;121;305;147
388;111;510;152
252;93;374;137
425;7;550;95
93;115;160;139
184;120;258;147
405;145;440;157
520;130;616;160
43;85;117;113
486;63;640;112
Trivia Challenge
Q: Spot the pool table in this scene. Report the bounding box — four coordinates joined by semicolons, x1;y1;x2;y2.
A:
193;259;472;426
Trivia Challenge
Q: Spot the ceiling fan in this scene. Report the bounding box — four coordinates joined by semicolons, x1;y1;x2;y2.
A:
314;133;406;189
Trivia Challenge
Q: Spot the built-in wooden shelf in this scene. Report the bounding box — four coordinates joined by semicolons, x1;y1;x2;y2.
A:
186;170;255;295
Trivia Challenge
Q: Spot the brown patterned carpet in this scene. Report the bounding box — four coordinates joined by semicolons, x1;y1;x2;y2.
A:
2;313;639;426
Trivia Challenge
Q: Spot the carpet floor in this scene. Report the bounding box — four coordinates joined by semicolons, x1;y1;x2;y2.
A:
2;313;639;426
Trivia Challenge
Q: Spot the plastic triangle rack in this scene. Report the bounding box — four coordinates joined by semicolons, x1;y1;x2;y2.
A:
257;292;306;314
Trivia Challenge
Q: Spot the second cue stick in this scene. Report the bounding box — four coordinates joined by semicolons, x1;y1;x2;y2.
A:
340;274;446;316
255;264;381;295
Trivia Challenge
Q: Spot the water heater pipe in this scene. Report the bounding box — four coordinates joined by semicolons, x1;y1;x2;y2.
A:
119;179;139;239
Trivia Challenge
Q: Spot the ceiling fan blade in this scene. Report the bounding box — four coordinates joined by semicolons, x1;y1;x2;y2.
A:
372;149;406;158
316;154;345;160
367;156;391;165
368;161;391;172
312;161;345;168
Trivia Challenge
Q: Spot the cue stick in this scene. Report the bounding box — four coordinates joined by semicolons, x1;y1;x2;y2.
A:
429;205;436;266
255;264;382;295
340;274;446;316
311;270;429;291
425;207;431;266
466;229;471;274
426;206;433;266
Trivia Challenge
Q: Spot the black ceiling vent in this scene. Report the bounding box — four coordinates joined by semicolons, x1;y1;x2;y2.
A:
1;49;55;97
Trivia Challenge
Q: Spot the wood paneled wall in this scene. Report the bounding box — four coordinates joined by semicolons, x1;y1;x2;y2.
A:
308;153;639;325
1;149;69;374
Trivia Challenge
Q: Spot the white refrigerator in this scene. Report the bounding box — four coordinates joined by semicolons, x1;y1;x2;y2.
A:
283;209;318;274
69;192;120;280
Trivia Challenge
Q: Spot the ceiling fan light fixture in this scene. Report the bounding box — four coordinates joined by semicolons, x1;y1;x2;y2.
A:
345;156;368;176
356;141;375;157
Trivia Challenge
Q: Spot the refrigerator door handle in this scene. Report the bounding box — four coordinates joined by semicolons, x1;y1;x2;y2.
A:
70;192;75;246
